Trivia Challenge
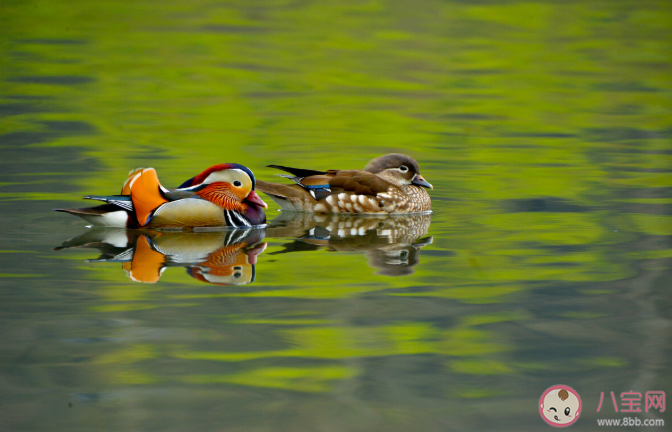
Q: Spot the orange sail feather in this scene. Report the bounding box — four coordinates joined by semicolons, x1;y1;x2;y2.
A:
128;168;169;226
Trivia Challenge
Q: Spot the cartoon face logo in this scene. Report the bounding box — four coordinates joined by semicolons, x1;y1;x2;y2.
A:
539;385;581;427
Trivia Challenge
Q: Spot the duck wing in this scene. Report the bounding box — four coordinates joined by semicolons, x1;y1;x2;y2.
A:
327;170;391;196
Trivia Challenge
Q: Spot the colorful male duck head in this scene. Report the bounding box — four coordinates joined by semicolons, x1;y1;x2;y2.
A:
177;163;268;215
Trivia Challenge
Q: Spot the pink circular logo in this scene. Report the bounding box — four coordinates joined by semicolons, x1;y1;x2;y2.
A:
539;385;582;427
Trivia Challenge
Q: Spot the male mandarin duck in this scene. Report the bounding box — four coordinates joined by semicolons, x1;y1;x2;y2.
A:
56;164;267;228
256;154;432;214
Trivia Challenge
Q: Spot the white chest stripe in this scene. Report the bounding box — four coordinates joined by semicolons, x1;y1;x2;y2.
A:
224;210;234;226
224;210;251;228
225;209;250;227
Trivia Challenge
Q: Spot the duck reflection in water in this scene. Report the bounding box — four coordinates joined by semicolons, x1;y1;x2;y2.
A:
54;229;266;285
265;212;432;276
55;213;432;282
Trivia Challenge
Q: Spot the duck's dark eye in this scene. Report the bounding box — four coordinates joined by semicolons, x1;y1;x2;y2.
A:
233;272;242;278
549;407;557;412
399;165;408;172
233;180;242;187
564;407;570;416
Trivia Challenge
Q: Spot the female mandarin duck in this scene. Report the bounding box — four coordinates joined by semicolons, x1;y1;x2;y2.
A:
256;154;432;214
57;164;267;228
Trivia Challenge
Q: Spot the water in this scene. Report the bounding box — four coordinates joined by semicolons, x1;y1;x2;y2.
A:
1;1;671;431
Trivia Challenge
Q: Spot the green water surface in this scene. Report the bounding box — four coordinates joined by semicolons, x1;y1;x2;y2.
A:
0;1;670;431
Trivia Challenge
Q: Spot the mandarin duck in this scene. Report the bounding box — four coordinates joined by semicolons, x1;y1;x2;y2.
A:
256;154;432;214
56;164;267;228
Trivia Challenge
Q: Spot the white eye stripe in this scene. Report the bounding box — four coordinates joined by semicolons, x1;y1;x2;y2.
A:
203;169;251;186
388;167;410;173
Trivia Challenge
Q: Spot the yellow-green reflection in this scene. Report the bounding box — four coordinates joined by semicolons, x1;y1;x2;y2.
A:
0;0;670;430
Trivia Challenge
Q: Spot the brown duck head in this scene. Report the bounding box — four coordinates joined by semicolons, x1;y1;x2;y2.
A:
363;154;432;189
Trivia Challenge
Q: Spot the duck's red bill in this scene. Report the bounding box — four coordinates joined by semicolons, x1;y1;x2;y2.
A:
246;190;268;209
